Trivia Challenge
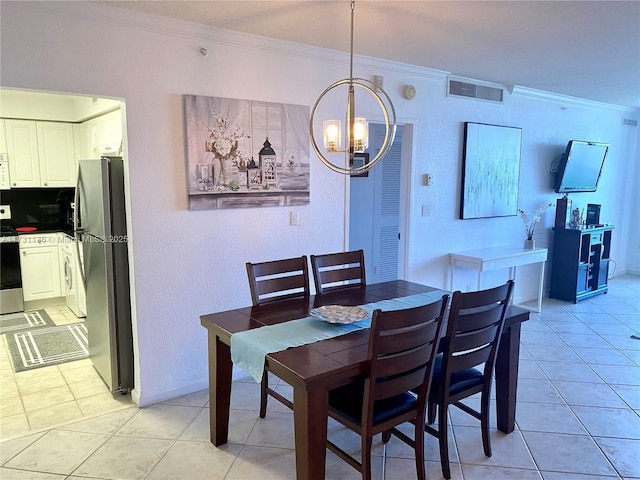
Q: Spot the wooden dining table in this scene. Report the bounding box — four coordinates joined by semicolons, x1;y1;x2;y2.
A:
200;280;529;479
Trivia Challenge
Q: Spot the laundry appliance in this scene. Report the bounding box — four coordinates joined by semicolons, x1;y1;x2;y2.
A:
60;235;86;318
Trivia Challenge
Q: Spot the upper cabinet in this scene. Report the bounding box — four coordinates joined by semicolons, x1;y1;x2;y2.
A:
36;122;76;187
5;119;76;188
5;119;41;187
0;119;7;152
73;109;122;161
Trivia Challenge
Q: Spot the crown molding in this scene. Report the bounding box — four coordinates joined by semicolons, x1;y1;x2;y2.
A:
510;86;639;113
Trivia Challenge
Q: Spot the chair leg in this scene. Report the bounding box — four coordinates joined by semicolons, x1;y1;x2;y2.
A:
362;434;373;480
415;415;426;480
480;392;492;457
259;371;268;418
438;402;451;480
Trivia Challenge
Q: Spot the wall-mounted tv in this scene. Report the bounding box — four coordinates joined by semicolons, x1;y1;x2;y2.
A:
554;140;609;193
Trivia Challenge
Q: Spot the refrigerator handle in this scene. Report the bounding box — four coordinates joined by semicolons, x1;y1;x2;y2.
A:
74;166;87;290
74;165;82;234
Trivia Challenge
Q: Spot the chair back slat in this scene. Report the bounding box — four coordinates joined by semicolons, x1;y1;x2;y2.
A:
376;342;436;379
374;365;428;401
452;323;500;354
455;305;504;332
377;321;440;356
246;256;310;306
311;250;366;294
257;274;308;297
450;344;492;371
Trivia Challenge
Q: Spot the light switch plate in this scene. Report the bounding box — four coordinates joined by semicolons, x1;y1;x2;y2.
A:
0;205;11;220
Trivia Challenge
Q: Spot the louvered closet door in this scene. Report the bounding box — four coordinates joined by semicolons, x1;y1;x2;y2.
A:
371;126;401;283
349;123;403;284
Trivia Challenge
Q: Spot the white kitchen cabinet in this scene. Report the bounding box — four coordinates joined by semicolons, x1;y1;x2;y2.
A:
73;122;94;161
98;109;122;156
0;119;7;152
36;121;77;187
4;119;76;187
74;109;122;161
19;234;62;301
5;119;41;187
87;109;122;158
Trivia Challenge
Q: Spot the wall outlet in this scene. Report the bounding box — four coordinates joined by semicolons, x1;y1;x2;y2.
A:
289;211;299;226
422;173;433;186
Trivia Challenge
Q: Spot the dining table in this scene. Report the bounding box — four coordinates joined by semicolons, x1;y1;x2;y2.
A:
200;280;529;480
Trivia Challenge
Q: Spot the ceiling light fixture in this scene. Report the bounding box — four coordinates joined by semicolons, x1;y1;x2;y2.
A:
309;0;396;175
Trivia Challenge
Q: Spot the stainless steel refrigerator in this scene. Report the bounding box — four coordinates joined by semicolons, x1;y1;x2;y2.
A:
74;157;133;393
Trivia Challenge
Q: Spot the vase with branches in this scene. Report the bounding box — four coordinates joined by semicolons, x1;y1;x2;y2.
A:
519;203;554;244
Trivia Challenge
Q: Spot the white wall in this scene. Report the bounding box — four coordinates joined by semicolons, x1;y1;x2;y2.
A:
2;1;638;405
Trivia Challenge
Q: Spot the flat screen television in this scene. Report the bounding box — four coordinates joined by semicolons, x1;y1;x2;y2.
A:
554;140;609;193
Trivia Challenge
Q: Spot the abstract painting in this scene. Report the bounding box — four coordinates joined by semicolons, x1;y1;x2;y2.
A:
460;122;522;219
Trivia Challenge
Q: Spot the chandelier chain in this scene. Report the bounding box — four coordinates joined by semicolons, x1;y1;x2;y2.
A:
350;0;355;81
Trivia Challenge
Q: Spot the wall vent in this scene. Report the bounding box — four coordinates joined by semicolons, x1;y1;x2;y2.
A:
448;77;504;103
622;117;638;127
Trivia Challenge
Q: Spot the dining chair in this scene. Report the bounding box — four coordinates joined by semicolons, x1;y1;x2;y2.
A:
310;249;366;294
423;280;514;479
245;255;310;417
326;295;449;480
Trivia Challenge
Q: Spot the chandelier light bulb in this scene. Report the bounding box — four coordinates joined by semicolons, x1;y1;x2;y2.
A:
353;117;368;151
323;120;342;152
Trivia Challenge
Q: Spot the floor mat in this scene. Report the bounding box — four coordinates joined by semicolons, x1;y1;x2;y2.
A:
6;322;88;372
0;310;54;335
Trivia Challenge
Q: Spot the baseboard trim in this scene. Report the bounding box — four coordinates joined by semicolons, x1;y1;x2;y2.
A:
133;380;209;407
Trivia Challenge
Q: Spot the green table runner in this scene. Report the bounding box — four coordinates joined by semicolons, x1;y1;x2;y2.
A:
231;290;449;382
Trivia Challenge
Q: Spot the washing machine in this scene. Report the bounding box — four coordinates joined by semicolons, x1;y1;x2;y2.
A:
61;236;86;318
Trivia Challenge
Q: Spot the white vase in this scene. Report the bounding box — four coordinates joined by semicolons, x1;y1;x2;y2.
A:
524;239;536;249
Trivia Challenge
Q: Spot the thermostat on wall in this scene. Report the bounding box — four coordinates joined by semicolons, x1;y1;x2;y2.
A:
404;85;416;100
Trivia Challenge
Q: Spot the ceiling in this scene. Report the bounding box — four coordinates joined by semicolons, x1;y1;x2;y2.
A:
99;1;640;109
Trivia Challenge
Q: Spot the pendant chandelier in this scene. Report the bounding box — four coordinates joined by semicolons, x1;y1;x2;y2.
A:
310;0;397;175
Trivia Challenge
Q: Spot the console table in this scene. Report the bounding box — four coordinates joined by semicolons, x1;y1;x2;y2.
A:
449;245;548;312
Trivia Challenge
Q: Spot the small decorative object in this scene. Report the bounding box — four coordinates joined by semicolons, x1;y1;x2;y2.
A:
246;157;262;190
309;305;368;324
350;152;370;177
195;164;214;191
286;146;300;173
203;105;250;187
519;203;553;248
570;207;585;227
259;138;277;187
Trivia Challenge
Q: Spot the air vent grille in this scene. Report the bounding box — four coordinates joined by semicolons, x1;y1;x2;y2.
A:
448;78;504;103
623;118;638;127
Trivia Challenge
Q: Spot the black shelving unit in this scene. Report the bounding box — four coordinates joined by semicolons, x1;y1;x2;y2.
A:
549;225;614;303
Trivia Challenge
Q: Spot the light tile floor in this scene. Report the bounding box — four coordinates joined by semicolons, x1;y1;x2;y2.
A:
0;305;133;439
1;275;639;479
